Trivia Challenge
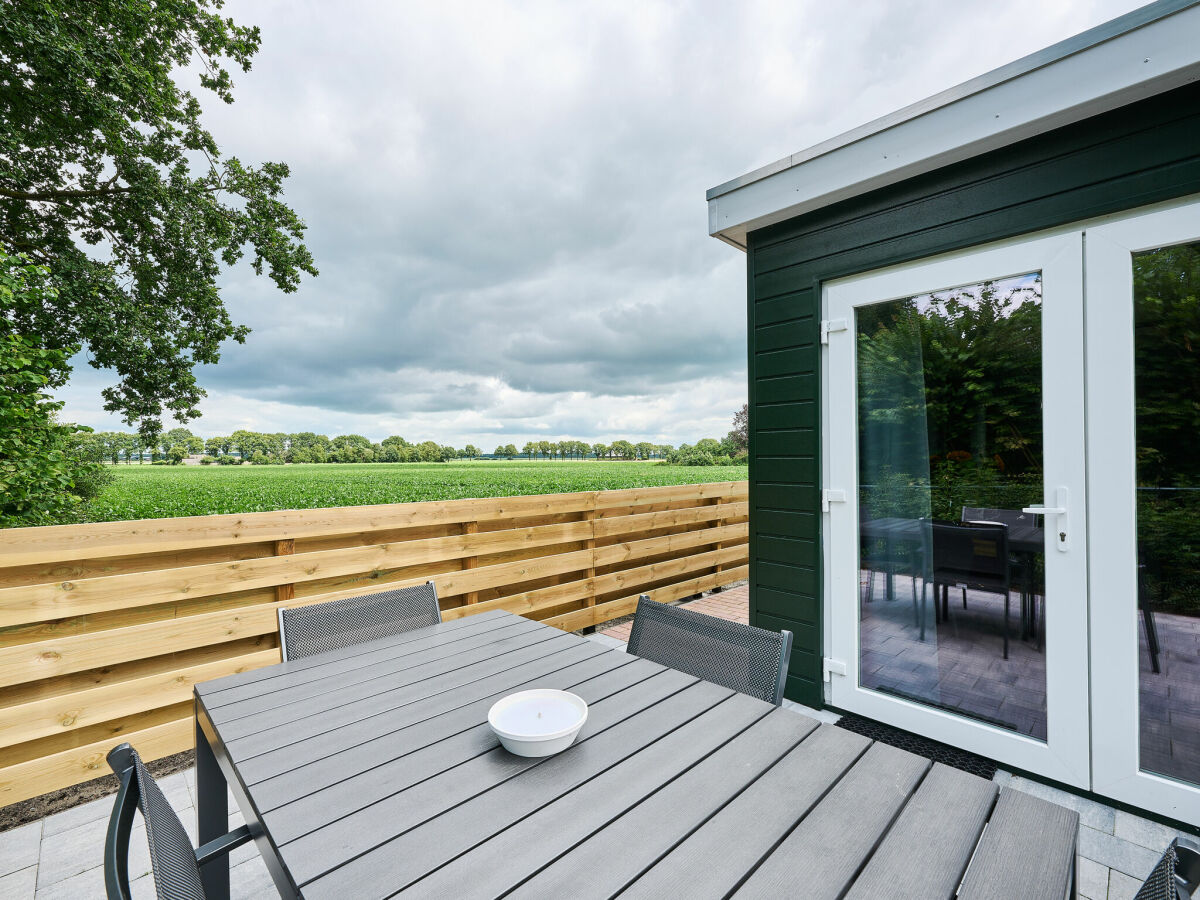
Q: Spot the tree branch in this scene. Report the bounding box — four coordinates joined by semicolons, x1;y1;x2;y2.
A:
0;185;134;202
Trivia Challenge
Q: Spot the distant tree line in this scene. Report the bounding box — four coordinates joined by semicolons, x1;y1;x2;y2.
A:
76;409;751;468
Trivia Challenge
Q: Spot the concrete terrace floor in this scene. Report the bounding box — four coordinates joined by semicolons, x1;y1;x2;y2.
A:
0;584;1192;899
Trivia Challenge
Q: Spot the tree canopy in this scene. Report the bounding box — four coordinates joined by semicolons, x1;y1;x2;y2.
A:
0;247;109;524
0;0;317;438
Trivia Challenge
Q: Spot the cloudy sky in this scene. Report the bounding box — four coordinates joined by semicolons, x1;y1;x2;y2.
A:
56;0;1144;447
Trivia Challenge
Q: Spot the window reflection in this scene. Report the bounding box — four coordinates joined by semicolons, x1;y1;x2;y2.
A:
856;274;1047;738
1135;240;1200;785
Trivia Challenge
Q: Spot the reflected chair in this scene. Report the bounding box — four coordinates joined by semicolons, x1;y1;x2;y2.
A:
1137;553;1164;675
861;505;922;606
627;595;793;705
1135;836;1200;899
104;743;252;900
278;581;442;661
962;506;1043;646
920;521;1013;658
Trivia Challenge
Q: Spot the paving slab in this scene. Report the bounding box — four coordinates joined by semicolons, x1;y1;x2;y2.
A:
0;866;37;899
1008;775;1116;833
1107;867;1146;900
1113;808;1189;851
32;863;105;900
1078;825;1161;880
1078;855;1109;900
0;821;42;877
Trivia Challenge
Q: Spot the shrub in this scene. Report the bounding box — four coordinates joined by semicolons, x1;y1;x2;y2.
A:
669;447;717;466
199;456;216;465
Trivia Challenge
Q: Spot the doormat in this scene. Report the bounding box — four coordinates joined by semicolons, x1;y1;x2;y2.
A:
834;713;1000;780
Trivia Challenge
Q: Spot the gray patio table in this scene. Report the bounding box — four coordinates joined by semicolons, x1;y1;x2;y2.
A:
193;608;1079;899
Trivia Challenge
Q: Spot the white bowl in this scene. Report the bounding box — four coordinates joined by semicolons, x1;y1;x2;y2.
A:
488;689;588;757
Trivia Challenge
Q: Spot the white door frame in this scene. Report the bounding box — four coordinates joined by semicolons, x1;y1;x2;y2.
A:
823;230;1092;788
1087;196;1200;824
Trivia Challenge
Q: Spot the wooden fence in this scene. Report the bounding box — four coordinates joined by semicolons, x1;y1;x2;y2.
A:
0;481;748;806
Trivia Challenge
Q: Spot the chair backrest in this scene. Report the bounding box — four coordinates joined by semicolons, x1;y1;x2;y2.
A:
961;506;1036;528
1135;836;1200;900
626;596;793;706
927;520;1009;592
278;581;442;661
105;743;205;900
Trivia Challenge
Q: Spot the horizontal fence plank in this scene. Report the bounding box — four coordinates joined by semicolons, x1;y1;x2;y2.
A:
0;647;279;750
0;481;748;805
0;520;595;627
0;713;193;808
592;523;747;567
592;501;749;538
0;492;599;568
593;481;746;510
544;565;751;632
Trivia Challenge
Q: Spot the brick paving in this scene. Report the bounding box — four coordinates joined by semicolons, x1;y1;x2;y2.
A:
597;582;750;642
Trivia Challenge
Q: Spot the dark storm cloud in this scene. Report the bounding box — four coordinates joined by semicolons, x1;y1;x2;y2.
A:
56;0;1145;443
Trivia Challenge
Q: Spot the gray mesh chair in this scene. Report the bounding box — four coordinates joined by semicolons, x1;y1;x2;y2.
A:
963;506;1043;644
626;595;792;705
920;520;1013;658
104;743;251;900
278;581;442;661
1135;837;1200;899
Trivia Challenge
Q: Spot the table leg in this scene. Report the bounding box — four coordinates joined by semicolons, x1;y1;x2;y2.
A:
196;713;230;900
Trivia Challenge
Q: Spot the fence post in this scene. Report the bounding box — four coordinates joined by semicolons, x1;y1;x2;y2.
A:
274;539;295;604
582;494;598;633
463;521;479;604
712;493;726;593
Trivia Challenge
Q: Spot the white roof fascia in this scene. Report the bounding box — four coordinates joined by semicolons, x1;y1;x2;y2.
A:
707;0;1200;250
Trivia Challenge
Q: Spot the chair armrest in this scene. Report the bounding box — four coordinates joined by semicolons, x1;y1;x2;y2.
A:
194;823;253;867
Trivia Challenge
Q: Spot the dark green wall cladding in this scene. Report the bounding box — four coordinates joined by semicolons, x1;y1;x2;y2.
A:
745;81;1200;707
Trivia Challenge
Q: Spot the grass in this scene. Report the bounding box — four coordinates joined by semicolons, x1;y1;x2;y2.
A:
86;460;748;522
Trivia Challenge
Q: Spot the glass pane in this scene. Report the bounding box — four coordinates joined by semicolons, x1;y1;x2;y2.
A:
1135;240;1200;785
856;273;1047;739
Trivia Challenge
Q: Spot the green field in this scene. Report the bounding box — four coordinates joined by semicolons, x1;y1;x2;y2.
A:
86;461;747;522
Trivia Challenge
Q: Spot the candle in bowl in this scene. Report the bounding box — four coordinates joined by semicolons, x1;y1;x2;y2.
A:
488;689;588;757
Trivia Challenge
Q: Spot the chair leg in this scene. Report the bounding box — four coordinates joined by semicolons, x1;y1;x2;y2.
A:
918;583;926;640
1036;596;1043;652
1003;593;1010;660
1142;606;1162;675
961;586;967;609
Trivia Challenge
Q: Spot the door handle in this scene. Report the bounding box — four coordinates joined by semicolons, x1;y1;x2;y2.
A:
1022;486;1069;552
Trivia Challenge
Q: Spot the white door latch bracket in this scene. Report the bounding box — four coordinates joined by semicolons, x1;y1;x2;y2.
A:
822;489;846;513
823;658;847;682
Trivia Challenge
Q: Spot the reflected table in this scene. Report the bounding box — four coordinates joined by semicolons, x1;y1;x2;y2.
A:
859;516;1046;641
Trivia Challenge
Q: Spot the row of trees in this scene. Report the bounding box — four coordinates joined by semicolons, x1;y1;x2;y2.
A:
497;440;672;461
77;425;749;467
